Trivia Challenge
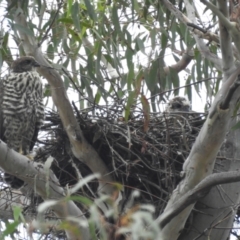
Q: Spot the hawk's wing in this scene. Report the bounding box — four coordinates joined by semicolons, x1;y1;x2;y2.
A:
0;79;5;141
29;123;41;151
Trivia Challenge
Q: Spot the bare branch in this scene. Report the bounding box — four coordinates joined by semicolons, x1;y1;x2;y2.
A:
0;141;90;240
201;0;240;55
217;0;235;78
159;170;240;229
162;0;222;70
164;50;193;74
186;23;207;33
157;66;240;239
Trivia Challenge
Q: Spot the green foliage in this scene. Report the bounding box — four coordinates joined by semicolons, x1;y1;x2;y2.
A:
0;207;24;240
1;174;158;240
1;0;219;112
0;0;233;238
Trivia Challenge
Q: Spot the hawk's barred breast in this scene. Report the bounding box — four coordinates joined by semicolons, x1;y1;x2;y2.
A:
0;56;45;189
1;57;44;154
3;71;44;116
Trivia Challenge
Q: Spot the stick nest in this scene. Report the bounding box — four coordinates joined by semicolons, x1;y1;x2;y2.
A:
35;104;205;214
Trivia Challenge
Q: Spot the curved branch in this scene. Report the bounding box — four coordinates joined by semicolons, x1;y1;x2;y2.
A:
162;0;222;70
164;50;193;74
201;0;240;55
157;67;240;239
159;170;240;229
0;141;90;240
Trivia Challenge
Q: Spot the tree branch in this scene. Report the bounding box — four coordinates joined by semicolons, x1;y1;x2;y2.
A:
220;74;240;109
159;170;240;229
217;0;235;78
162;0;222;70
0;141;90;240
186;23;207;34
201;0;240;55
157;66;240;239
164;49;193;74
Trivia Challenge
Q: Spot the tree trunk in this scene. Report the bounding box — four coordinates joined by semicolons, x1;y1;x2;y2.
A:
179;113;240;240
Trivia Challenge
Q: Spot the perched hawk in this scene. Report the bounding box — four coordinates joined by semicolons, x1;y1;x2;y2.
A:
0;56;45;188
164;96;204;128
165;96;191;113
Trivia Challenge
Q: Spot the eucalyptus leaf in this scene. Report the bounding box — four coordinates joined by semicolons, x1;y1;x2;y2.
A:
83;0;97;21
71;1;81;31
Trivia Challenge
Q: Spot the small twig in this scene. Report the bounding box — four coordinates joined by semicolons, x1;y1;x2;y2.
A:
61;68;81;92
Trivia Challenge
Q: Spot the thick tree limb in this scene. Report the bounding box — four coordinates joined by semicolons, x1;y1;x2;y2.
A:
159;170;240;229
217;0;235;78
0;141;90;240
220;74;240;109
157;67;240;240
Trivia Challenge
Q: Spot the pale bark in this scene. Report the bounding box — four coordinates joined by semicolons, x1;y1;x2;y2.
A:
160;170;240;230
164;50;194;74
3;1;240;240
217;0;235;77
156;1;240;239
178;115;240;240
176;1;240;239
157;64;240;239
0;141;90;240
201;0;240;55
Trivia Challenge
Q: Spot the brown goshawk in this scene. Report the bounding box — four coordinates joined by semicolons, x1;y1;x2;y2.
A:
0;56;44;188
